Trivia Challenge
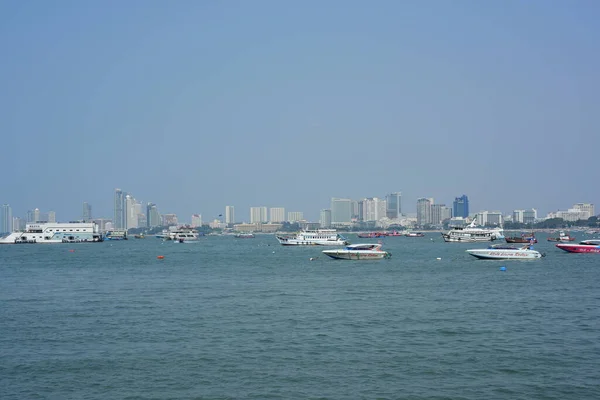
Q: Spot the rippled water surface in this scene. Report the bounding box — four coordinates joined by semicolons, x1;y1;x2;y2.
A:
1;233;600;399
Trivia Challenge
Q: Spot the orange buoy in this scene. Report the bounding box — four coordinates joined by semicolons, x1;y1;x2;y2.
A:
157;255;165;259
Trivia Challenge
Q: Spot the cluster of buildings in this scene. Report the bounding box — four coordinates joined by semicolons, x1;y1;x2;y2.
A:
318;194;469;229
0;190;596;235
0;205;58;234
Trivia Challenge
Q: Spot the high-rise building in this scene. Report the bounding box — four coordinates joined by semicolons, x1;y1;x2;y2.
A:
125;195;137;229
250;207;268;223
1;204;12;233
225;206;235;224
320;209;332;228
33;208;40;223
361;198;386;222
147;203;160;228
453;195;469;218
523;209;537;224
114;189;126;230
431;204;451;224
330;198;352;224
513;210;525;223
191;214;202;227
351;200;360;220
386;192;402;219
12;216;25;231
287;212;304;222
82;202;92;222
269;207;285;223
417;198;433;225
476;211;503;226
48;211;56;223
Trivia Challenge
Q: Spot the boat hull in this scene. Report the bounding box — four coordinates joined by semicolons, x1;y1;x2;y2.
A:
555;244;600;253
322;250;389;260
505;237;537;244
442;234;498;243
466;249;542;259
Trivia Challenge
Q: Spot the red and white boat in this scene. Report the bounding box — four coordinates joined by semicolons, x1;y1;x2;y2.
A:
556;240;600;254
547;231;575;242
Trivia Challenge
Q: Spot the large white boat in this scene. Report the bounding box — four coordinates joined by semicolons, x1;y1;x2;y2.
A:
276;229;349;246
442;220;504;242
0;222;103;244
322;243;391;260
167;228;201;243
466;244;542;260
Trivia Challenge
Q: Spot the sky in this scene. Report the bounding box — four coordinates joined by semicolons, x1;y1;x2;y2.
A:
1;0;599;222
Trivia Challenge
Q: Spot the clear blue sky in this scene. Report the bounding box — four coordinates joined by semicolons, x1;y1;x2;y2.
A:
1;0;599;222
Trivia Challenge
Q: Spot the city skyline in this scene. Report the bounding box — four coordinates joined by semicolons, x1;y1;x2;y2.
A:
1;191;596;230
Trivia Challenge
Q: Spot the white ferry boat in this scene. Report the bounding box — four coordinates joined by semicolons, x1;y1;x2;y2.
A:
442;220;504;243
276;229;349;246
167;228;201;243
0;222;103;244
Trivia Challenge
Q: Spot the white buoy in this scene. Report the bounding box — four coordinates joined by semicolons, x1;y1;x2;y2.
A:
436;257;442;260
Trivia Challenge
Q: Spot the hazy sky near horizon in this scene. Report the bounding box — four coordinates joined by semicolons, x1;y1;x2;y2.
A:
1;0;599;222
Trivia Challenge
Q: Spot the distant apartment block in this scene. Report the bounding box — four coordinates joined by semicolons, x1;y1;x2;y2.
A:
114;189;126;230
359;197;386;222
225;206;235;224
320;209;332;228
513;209;537;224
330;198;352;225
191;214;202;227
1;204;12;233
269;207;285;223
82;202;92;222
147;203;160;228
287;211;304;222
573;203;595;218
431;204;452;225
476;211;503;226
416;198;433;225
250;207;268;224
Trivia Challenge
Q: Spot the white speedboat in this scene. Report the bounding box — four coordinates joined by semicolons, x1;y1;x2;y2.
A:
0;222;103;244
322;243;391;260
466;244;542;259
276;229;348;246
442;220;504;242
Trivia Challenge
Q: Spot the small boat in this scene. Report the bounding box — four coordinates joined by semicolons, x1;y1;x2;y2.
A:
555;240;600;254
505;232;537;244
104;230;128;240
547;231;575;242
405;232;425;237
322;243;391;260
386;231;404;236
466;244;543;259
234;233;255;238
134;234;145;239
357;232;386;238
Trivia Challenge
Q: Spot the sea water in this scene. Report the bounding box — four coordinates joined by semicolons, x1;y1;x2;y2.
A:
1;233;599;399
